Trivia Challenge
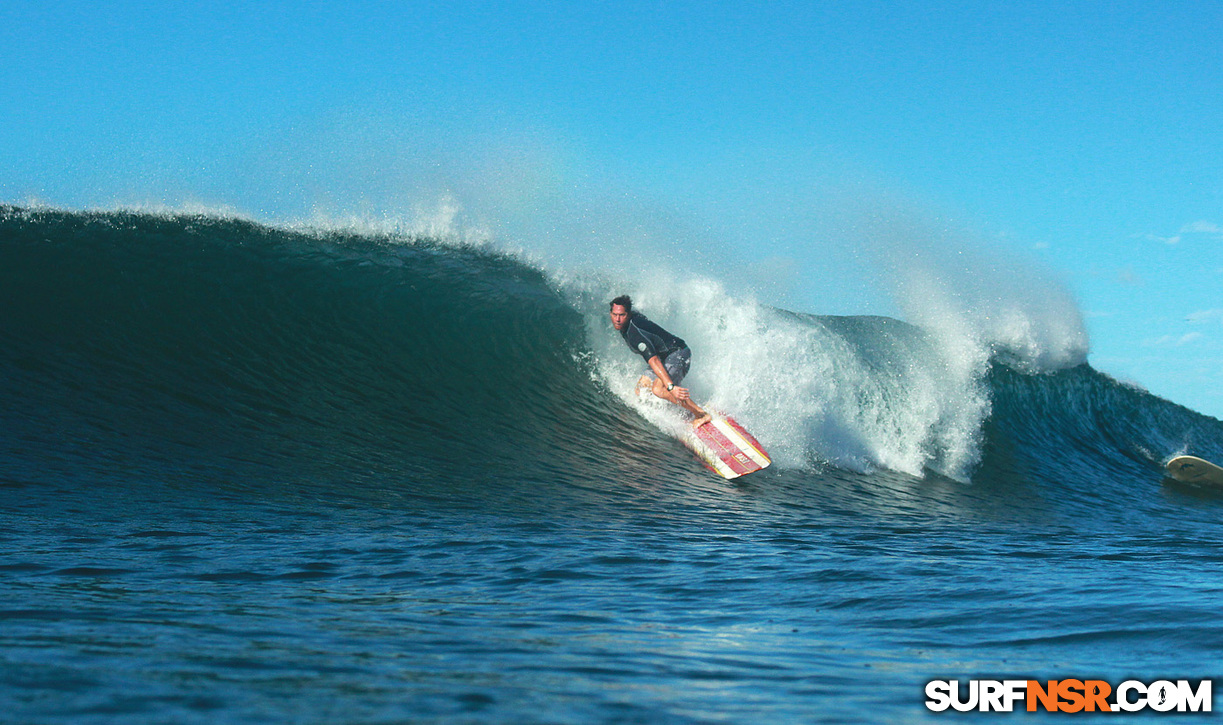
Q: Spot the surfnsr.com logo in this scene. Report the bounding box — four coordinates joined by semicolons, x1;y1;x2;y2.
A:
925;679;1212;713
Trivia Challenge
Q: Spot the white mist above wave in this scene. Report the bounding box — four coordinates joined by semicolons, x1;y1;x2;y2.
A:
879;242;1089;375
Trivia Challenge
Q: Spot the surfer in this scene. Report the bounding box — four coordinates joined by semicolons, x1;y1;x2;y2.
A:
610;295;711;428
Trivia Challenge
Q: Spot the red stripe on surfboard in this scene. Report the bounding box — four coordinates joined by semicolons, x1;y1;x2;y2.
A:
695;421;756;476
694;424;748;475
722;417;771;462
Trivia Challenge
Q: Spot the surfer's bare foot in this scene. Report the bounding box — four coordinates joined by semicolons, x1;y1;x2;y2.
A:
692;414;711;428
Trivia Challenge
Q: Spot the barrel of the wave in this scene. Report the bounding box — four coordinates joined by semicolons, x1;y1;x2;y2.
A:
682;415;771;480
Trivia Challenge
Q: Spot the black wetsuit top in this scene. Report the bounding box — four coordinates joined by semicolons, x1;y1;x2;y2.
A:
619;312;687;364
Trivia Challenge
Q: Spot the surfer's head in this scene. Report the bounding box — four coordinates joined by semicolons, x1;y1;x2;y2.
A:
609;295;632;330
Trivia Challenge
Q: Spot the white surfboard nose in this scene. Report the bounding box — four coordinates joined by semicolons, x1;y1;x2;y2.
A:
1166;455;1223;486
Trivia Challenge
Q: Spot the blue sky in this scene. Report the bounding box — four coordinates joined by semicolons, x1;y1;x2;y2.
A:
3;1;1221;419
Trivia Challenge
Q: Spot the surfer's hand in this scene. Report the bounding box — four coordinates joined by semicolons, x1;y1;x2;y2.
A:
672;386;690;400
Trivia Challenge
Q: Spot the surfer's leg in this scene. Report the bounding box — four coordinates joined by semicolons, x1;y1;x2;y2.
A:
659;348;709;427
670;347;709;423
680;397;711;428
687;403;711;428
650;379;711;427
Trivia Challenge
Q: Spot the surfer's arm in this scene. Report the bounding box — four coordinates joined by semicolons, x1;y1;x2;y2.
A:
647;355;690;400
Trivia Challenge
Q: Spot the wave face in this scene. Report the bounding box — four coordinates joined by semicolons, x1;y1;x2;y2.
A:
2;206;1221;495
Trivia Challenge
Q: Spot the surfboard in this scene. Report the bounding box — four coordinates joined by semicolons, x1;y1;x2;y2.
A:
682;415;771;480
1166;455;1223;487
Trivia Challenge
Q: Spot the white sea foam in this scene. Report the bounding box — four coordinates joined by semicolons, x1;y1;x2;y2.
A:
569;274;992;481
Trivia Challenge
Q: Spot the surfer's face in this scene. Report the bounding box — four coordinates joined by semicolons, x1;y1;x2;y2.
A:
610;304;629;330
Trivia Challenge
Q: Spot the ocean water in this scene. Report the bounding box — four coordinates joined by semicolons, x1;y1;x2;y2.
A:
2;206;1222;723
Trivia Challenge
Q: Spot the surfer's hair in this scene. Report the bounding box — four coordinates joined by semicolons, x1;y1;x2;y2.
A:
610;295;632;313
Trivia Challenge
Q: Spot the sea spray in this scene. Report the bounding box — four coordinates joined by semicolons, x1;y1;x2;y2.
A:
837;204;1092;478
